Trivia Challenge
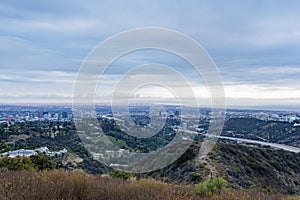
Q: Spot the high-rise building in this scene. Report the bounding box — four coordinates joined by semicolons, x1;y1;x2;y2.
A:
62;112;68;118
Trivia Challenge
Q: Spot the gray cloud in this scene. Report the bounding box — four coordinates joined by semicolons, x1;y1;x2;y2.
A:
0;0;300;107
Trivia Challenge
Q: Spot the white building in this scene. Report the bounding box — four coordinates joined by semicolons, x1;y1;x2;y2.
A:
3;149;37;158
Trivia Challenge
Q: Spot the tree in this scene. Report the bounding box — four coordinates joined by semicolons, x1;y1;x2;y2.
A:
0;156;35;171
0;154;54;171
29;154;54;171
0;142;11;153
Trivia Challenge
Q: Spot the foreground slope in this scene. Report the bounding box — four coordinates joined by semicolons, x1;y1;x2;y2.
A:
0;170;298;200
145;142;300;194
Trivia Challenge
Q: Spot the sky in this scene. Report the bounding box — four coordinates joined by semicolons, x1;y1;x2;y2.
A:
1;0;300;109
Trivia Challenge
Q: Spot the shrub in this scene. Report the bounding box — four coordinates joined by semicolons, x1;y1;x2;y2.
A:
0;170;293;200
191;172;202;181
195;182;207;196
195;177;228;197
110;170;133;180
214;177;228;193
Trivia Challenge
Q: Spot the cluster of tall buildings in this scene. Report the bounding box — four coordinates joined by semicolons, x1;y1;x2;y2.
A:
0;105;73;124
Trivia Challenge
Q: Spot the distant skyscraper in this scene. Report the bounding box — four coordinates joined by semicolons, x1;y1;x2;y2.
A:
182;122;187;130
62;112;68;118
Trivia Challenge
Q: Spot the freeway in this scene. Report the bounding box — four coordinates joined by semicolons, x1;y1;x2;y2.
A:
214;135;300;153
178;129;300;153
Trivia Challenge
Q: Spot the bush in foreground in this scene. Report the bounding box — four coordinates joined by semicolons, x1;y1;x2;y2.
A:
0;170;298;200
195;177;228;197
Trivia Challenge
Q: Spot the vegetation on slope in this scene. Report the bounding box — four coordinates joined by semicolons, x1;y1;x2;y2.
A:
0;154;53;171
1;118;300;196
142;142;300;195
0;170;297;200
222;118;300;147
0;121;110;174
210;143;300;194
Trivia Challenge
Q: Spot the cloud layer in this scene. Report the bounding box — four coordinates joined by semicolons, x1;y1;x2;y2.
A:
1;0;300;109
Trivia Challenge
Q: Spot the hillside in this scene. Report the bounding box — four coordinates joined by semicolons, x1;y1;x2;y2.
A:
0;121;110;174
144;142;300;194
1;119;300;195
222;118;300;147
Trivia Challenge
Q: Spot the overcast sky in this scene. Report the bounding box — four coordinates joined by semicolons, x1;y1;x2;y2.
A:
1;0;300;109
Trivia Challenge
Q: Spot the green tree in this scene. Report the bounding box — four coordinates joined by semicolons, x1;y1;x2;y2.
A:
0;156;35;171
0;142;11;153
0;154;54;171
29;154;54;171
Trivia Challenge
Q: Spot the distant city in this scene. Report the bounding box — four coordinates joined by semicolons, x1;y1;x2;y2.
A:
1;104;300;127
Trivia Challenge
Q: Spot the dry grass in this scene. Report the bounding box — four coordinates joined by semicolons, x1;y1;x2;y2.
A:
0;170;297;200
